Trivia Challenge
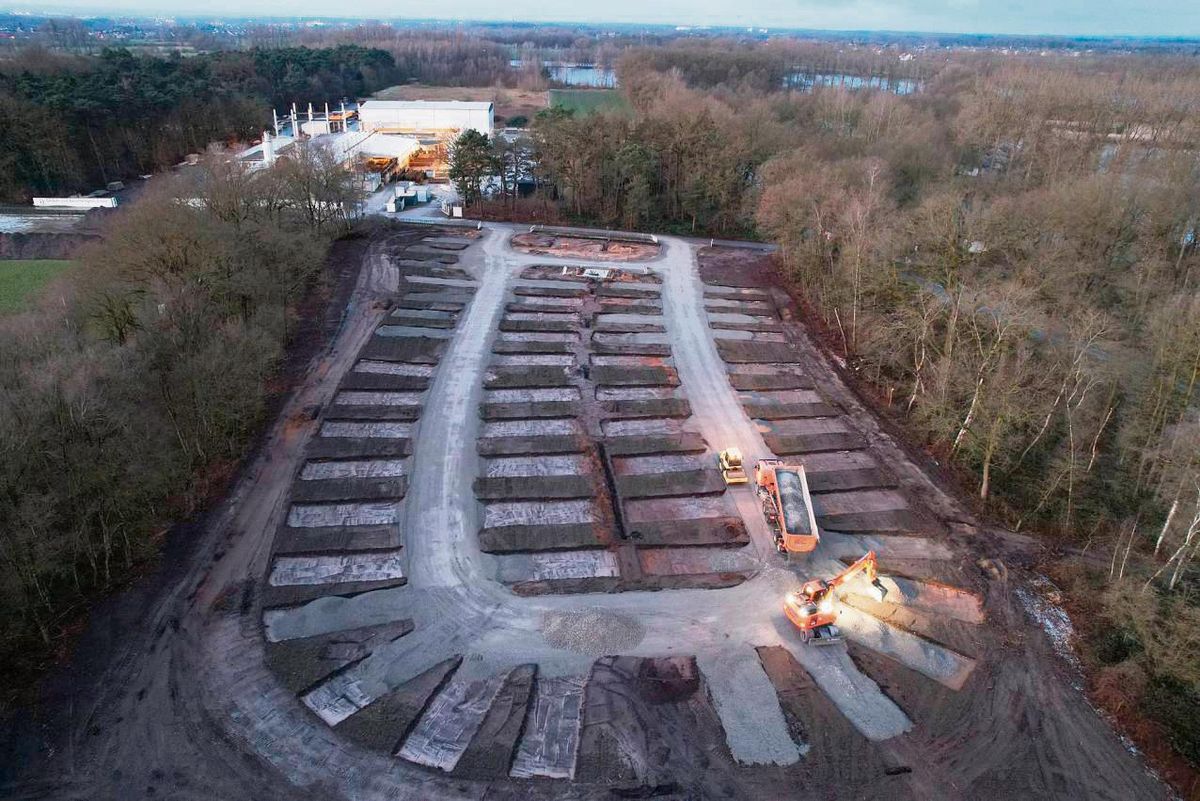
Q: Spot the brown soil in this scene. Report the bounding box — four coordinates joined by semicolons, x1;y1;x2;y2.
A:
510;233;661;262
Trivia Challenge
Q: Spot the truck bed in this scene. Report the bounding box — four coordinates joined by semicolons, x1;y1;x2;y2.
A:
776;469;814;537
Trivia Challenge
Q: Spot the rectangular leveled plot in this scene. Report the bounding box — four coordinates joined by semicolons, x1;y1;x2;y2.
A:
353;360;435;377
360;336;448;363
269;551;405;586
614;469;726;499
273;524;401;556
307;438;410;460
612;454;711;475
812;489;910;516
500;319;578;333
505;312;580;323
484;366;574;388
483;500;599;528
376;325;455;339
334;391;424;406
706;311;778;325
592;332;670;346
481;419;579;438
743;401;838;420
604;433;708;456
491;354;576;367
602;418;684;437
507;299;585;313
290;477;406;503
477;436;584;457
389;308;457;320
492;341;575;356
590;355;668;367
474;475;596;501
340;373;429;392
513;286;588;298
704;297;774;312
764;432;868;455
496;550;620;582
498;331;578;342
398;675;507;771
590;366;678;387
287;502;401;527
485;388;580;403
712;330;787;343
320;421;413;438
596;386;680;401
716;341;801;363
510;676;586;779
759;418;853;436
624;495;734;523
484;455;590;477
300;459;408;480
702;286;769;300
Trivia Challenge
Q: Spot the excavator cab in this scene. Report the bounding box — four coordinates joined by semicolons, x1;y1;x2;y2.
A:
717;448;748;485
784;552;889;645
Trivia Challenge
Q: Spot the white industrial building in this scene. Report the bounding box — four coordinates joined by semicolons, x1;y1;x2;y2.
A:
357;100;494;139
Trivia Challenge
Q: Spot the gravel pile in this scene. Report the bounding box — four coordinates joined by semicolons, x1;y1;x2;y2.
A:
541;608;645;654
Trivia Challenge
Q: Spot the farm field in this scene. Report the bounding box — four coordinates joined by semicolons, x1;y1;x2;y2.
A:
548;88;631;115
0;259;74;313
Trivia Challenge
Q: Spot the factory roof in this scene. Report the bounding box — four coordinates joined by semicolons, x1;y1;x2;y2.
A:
359;100;494;111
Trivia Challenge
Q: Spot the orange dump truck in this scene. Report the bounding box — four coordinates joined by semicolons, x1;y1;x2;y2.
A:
755;459;820;554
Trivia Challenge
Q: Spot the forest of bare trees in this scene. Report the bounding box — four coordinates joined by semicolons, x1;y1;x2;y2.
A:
0;152;362;698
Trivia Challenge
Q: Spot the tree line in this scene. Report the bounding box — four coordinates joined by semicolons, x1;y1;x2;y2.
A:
0;150;362;701
0;44;399;202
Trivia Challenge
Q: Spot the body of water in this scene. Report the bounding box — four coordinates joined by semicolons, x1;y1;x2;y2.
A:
510;59;617;88
784;72;921;95
0;208;87;234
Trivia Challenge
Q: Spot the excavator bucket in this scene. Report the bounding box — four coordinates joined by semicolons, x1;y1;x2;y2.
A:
871;578;889;602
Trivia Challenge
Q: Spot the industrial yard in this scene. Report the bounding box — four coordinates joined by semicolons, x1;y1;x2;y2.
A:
5;218;1164;801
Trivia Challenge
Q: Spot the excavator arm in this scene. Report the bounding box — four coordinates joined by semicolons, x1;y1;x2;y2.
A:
822;551;888;601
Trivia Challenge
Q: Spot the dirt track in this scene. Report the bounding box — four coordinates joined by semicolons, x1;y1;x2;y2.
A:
0;225;1169;801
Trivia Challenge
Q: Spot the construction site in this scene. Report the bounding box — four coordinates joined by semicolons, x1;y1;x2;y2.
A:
237;99;495;184
7;215;1165;801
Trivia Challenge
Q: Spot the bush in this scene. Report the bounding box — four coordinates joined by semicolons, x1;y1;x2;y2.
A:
1092;626;1144;665
1143;674;1200;769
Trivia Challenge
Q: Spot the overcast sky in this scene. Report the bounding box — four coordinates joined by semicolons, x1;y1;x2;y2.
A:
22;0;1200;37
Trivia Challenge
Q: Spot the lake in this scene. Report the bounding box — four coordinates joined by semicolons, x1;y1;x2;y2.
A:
784;72;921;95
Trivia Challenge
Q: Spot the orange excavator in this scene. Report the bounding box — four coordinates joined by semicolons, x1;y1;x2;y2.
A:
783;551;889;645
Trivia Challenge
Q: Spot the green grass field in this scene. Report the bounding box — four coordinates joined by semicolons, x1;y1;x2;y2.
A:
0;260;75;314
548;89;631;115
